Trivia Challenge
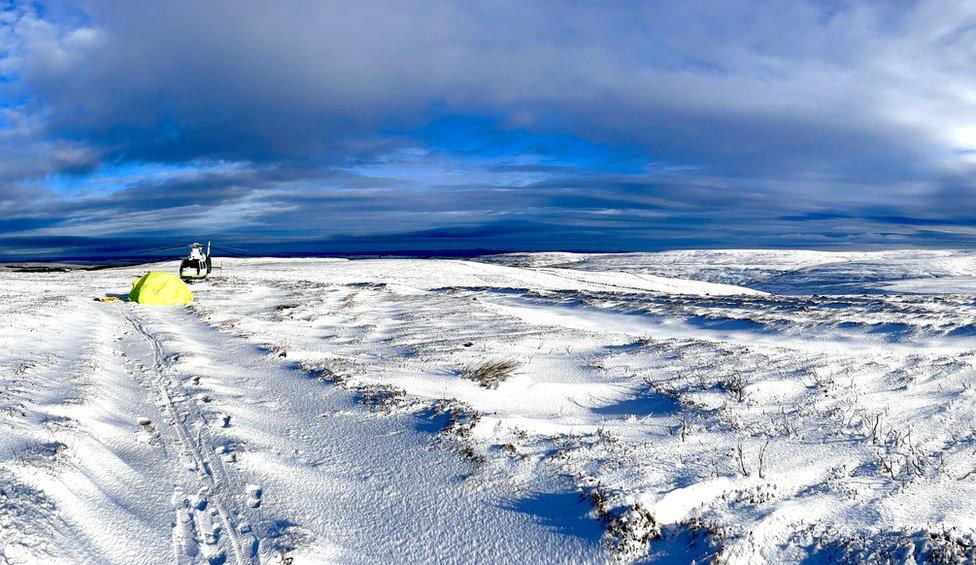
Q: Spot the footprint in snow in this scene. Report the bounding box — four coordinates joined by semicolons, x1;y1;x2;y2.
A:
190;489;208;511
214;444;236;463
245;484;262;508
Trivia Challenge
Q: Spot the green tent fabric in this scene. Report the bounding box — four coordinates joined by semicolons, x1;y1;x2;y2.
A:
128;272;194;305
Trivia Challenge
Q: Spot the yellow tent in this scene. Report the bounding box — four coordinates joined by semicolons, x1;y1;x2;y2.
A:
128;272;194;305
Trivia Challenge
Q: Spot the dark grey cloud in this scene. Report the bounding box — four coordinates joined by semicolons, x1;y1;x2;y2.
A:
1;0;976;256
3;165;974;258
5;1;967;173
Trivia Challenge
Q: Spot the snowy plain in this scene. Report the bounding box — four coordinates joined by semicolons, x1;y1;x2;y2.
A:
2;249;976;563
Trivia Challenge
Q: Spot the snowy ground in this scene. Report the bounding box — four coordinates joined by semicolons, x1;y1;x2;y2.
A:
2;250;976;563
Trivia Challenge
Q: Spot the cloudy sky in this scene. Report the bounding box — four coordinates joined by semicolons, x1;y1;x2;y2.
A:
1;0;975;258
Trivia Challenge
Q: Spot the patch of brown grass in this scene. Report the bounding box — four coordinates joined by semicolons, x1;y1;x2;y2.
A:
459;359;520;389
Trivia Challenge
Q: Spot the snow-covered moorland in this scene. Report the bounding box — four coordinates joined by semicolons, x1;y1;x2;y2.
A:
2;250;976;563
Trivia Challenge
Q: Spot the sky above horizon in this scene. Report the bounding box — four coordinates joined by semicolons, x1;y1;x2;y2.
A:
1;0;976;258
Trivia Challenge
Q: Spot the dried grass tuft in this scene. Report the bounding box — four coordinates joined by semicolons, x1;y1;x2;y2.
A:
460;359;520;389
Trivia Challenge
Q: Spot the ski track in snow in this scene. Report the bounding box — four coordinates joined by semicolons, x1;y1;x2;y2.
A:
122;308;256;565
2;250;976;563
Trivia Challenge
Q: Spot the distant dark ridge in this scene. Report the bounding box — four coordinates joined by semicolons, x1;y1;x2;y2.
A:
0;247;613;266
0;261;150;272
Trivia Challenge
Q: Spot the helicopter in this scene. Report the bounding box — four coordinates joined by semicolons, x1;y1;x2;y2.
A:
179;241;213;281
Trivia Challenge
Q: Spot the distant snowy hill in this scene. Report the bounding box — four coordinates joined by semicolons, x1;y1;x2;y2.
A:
488;249;976;294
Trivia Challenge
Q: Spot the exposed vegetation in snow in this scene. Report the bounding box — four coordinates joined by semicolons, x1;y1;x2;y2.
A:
459;359;521;389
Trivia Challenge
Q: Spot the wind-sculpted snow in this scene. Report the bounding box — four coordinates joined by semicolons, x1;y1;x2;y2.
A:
0;265;605;564
2;251;976;563
490;249;976;295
